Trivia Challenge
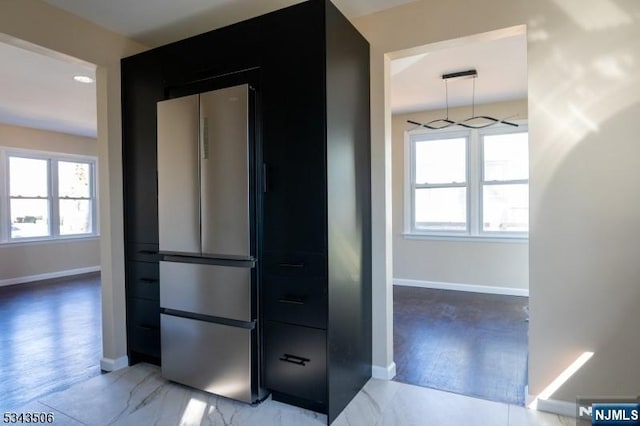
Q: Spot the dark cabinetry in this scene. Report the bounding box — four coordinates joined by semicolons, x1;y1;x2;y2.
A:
124;245;161;362
122;54;164;364
121;0;370;423
264;321;327;408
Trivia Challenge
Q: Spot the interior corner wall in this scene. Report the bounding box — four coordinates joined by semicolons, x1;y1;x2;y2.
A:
354;0;640;405
0;123;100;282
392;100;529;291
0;0;147;367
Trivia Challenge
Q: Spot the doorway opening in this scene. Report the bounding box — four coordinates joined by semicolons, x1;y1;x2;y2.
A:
388;26;530;405
0;35;102;410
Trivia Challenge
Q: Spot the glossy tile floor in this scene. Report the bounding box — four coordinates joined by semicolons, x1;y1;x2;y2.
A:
0;273;102;410
16;363;573;425
394;286;529;405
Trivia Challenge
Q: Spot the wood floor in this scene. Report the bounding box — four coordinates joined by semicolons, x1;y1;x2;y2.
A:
0;273;103;410
393;285;528;405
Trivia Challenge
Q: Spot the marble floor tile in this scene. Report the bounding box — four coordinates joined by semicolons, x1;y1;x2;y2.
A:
36;364;325;426
378;383;509;426
18;363;576;426
508;404;575;426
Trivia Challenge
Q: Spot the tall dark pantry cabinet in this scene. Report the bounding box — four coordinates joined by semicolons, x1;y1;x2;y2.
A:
121;0;371;423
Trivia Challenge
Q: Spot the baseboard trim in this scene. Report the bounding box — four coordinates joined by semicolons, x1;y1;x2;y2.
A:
394;278;529;297
372;362;396;380
536;398;577;418
0;266;101;287
100;355;129;372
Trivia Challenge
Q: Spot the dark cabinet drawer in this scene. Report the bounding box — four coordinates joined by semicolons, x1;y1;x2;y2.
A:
127;261;159;301
128;324;160;358
128;298;160;329
127;243;160;262
264;321;326;405
263;252;326;278
263;276;327;329
127;298;161;358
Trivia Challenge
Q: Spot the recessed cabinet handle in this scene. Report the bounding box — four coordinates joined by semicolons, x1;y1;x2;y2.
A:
263;163;268;193
279;353;310;366
278;298;305;305
278;263;304;268
139;278;158;283
138;250;158;255
136;325;157;331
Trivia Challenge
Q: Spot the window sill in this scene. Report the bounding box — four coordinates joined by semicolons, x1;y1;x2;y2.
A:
402;233;528;244
0;235;100;247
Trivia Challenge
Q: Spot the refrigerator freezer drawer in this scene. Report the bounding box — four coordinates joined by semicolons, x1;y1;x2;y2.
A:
160;261;252;322
161;314;253;403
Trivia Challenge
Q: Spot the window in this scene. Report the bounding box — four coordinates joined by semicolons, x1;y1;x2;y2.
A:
406;124;528;239
481;131;529;233
1;148;98;243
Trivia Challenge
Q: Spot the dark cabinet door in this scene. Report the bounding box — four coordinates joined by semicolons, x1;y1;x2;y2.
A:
121;54;164;245
260;1;327;256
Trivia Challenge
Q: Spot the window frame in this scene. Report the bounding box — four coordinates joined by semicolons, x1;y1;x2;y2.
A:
407;129;471;235
479;125;529;238
0;147;99;244
404;121;528;241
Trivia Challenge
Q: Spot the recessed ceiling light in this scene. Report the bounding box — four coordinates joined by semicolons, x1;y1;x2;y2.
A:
73;75;95;84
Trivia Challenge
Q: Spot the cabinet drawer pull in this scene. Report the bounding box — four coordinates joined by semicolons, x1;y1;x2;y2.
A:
136;325;157;331
278;263;304;268
138;250;158;255
279;353;310;366
278;298;305;305
139;278;158;283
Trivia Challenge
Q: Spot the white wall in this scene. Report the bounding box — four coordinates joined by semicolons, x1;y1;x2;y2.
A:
0;123;97;156
0;0;146;369
392;100;529;291
0;123;100;283
354;0;640;405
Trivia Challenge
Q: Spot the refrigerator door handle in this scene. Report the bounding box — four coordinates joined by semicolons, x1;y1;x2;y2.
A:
201;116;210;160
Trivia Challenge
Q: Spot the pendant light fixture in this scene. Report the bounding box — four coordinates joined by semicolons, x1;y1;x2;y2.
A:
407;69;518;130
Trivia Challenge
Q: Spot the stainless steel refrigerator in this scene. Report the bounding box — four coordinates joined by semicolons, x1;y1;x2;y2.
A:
156;84;263;404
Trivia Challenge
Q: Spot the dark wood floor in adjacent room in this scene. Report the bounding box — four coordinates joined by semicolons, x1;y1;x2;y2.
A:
393;285;528;405
0;273;102;410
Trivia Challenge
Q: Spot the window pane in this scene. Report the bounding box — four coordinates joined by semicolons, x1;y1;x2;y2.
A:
482;184;529;232
59;161;91;198
60;200;92;235
483;132;528;181
415;187;467;231
9;157;48;197
415;137;466;184
10;199;50;238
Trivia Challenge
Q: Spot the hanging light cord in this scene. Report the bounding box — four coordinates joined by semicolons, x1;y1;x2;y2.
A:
471;76;476;118
445;78;450;120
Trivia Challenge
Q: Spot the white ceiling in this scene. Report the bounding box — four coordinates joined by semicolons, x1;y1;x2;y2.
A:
43;0;418;47
0;40;97;138
391;33;527;114
0;0;526;139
